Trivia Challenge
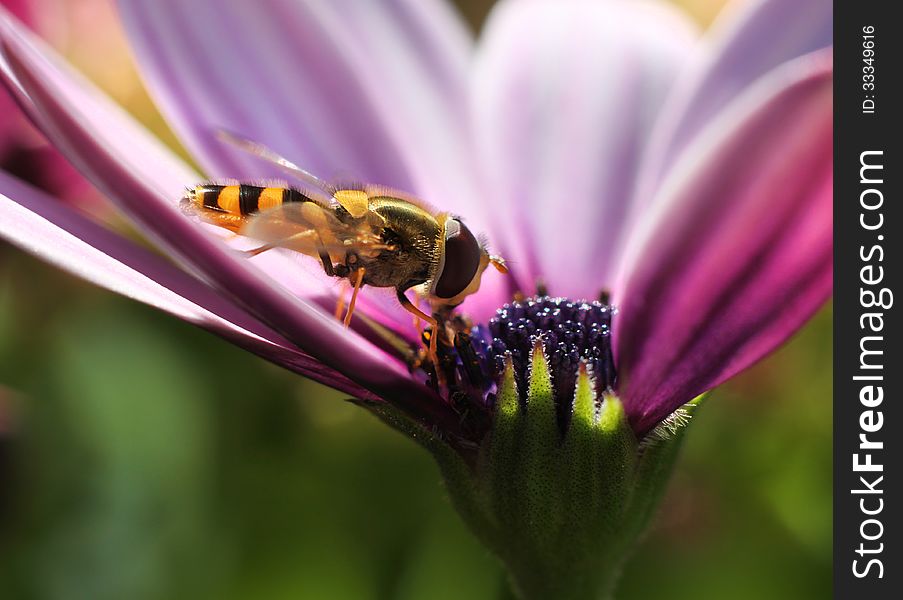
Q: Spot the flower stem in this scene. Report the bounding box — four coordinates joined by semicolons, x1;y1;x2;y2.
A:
502;559;621;600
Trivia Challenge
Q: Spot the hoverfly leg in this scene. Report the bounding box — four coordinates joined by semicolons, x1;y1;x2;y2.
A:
343;268;365;328
334;283;347;320
409;289;428;335
396;288;439;367
313;233;335;277
242;243;277;258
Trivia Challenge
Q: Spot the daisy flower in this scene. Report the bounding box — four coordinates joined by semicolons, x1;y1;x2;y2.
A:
0;0;831;597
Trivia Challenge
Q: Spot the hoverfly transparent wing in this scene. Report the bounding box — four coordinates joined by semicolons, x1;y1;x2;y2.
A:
216;130;337;196
241;202;391;260
216;130;373;219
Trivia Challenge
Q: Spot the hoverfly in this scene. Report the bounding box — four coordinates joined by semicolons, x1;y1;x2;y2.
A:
181;132;507;362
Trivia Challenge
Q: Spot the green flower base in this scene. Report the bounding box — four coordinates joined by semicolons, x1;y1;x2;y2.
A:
362;344;701;600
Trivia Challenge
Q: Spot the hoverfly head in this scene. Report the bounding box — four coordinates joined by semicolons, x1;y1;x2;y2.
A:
431;217;489;307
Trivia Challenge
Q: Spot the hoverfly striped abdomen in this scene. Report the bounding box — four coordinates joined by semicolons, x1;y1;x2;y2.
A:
188;184;312;216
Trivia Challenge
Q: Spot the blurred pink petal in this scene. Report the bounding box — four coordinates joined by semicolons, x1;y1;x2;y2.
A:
116;0;486;227
0;123;95;202
0;8;198;199
0;1;97;205
0;0;36;149
614;50;832;433
471;0;698;298
642;0;832;186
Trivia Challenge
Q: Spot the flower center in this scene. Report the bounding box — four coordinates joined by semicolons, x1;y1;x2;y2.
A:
431;296;616;435
489;296;616;400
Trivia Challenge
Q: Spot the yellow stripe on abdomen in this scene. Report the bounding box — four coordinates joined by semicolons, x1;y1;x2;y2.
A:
258;187;284;211
216;185;241;213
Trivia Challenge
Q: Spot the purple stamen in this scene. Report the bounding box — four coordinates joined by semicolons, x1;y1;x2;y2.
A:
431;296;617;437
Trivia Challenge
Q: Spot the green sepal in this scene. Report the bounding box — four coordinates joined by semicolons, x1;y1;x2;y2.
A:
517;343;562;549
618;395;706;547
480;355;644;600
561;364;603;537
354;377;706;600
486;356;521;552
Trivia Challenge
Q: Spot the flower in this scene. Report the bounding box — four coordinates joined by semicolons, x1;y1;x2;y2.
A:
0;0;831;595
0;0;831;442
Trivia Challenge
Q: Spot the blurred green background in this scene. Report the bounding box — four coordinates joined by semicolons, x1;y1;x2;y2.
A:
1;1;831;599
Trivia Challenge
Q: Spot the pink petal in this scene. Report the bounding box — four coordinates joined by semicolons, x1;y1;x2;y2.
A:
453;262;514;324
0;170;375;399
0;13;462;432
471;0;698;299
0;7;357;305
614;50;832;434
115;0;487;226
641;0;832;187
0;8;198;199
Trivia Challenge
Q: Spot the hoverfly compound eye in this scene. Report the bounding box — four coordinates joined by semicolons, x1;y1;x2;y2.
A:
434;218;482;300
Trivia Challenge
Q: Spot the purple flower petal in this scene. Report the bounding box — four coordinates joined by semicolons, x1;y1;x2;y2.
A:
471;0;698;299
451;262;514;324
0;9;347;310
0;170;375;399
0;13;465;433
116;0;487;226
0;9;198;198
614;50;832;434
0;0;31;151
642;0;832;186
